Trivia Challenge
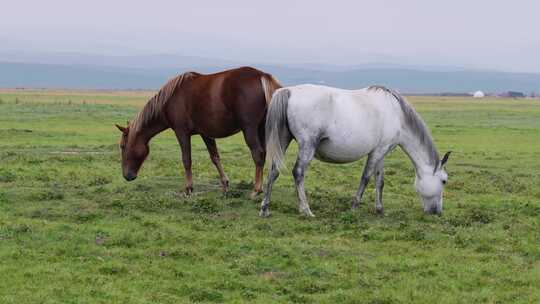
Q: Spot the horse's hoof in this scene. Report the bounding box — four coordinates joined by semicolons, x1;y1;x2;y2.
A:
185;187;193;198
375;207;384;215
259;208;271;217
300;209;315;218
351;198;361;209
221;179;230;193
250;190;262;200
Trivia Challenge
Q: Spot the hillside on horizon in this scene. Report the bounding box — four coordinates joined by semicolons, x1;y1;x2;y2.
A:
1;51;540;94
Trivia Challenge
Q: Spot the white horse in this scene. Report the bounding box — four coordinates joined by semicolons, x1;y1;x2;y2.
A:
260;84;451;217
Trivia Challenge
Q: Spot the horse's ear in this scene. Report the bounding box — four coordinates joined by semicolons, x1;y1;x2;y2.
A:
115;124;127;133
441;151;451;167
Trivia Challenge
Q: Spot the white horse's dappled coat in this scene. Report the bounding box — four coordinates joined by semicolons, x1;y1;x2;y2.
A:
261;84;451;217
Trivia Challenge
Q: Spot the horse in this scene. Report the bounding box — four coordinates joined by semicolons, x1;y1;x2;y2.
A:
260;84;451;217
115;66;281;197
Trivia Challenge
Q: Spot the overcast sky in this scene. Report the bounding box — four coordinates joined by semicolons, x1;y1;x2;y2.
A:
2;0;540;72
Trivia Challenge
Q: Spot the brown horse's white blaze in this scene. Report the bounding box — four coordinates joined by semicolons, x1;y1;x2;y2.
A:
116;67;281;197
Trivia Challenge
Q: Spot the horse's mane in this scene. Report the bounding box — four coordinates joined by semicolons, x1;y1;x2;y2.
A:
368;85;440;167
130;72;198;134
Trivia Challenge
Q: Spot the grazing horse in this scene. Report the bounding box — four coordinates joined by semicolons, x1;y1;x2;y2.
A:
260;84;451;217
115;67;281;197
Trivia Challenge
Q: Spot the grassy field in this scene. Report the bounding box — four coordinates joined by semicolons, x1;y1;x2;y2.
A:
0;89;539;303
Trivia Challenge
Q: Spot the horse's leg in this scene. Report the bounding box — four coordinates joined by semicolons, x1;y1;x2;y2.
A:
175;132;193;196
259;162;279;217
352;149;388;209
242;127;265;199
260;132;292;217
352;154;375;208
201;135;229;193
374;159;385;214
293;141;317;217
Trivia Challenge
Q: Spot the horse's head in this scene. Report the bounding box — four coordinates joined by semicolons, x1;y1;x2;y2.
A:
115;123;149;181
414;151;451;215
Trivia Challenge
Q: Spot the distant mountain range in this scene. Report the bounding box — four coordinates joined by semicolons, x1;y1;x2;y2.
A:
1;51;540;93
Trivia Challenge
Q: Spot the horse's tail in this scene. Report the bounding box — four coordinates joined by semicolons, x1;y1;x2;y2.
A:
265;88;291;171
260;74;282;105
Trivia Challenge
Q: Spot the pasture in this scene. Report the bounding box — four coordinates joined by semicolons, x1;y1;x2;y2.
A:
0;89;539;303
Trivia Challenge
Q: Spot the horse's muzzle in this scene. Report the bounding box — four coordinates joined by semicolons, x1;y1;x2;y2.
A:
425;205;442;216
124;172;137;181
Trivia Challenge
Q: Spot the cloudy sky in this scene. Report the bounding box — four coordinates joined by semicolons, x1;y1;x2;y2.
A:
2;0;540;72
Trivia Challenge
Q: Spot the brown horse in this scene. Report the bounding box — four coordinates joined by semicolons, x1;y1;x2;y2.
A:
115;67;281;197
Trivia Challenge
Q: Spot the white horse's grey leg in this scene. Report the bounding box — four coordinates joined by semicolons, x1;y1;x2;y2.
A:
293;141;317;217
352;154;374;208
374;159;385;214
259;162;279;217
352;148;389;209
260;133;292;217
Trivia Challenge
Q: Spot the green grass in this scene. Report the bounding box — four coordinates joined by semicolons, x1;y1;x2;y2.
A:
0;90;539;303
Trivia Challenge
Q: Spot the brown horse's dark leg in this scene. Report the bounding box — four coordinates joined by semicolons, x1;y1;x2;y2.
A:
175;131;193;196
201;135;229;192
242;126;265;199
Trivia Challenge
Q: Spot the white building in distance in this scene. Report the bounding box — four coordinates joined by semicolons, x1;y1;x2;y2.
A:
473;91;485;98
